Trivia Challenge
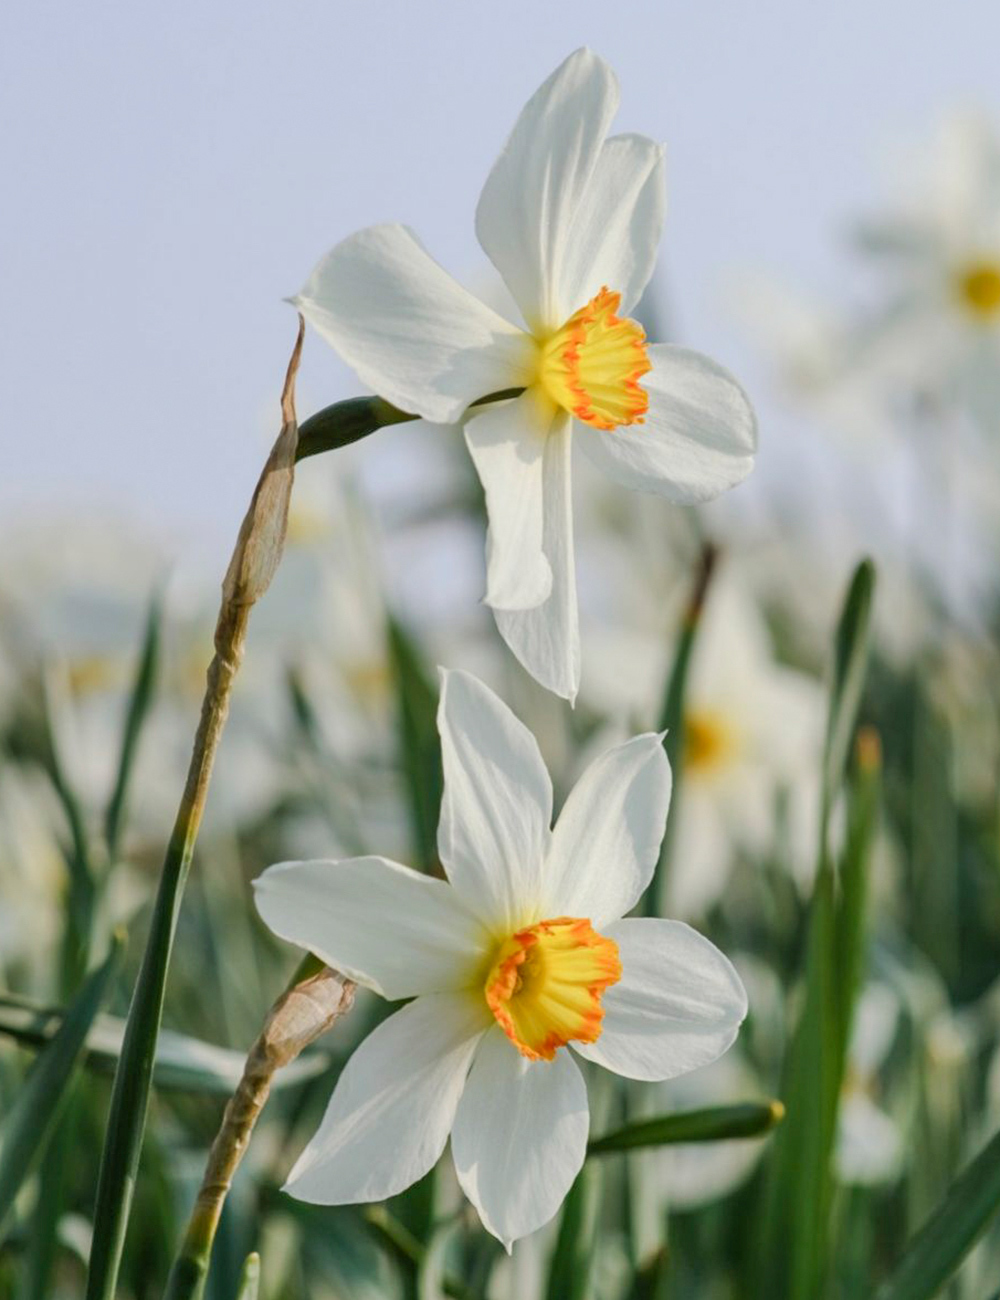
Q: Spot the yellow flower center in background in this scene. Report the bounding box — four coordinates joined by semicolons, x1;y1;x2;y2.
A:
956;261;1000;319
684;709;737;774
484;917;621;1061
538;287;651;430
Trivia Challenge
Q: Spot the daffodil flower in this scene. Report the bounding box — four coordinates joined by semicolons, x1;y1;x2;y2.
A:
293;49;757;701
254;669;747;1247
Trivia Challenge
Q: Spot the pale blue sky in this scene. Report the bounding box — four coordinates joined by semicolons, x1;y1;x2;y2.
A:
2;0;997;564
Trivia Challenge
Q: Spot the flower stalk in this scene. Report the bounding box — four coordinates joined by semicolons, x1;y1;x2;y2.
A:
165;967;356;1300
85;322;307;1300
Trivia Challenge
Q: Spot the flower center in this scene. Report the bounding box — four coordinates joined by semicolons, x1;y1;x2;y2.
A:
538;287;651;431
684;709;737;774
484;917;621;1061
956;261;1000;319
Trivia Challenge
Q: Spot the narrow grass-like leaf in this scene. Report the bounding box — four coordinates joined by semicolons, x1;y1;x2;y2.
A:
234;1252;261;1299
755;560;878;1300
0;935;123;1239
822;558;875;812
876;1124;1000;1300
588;1101;785;1156
104;592;162;861
545;1164;602;1300
649;543;717;915
387;617;443;872
362;1207;479;1300
0;994;327;1094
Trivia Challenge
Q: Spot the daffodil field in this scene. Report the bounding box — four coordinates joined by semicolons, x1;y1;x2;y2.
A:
5;45;1000;1300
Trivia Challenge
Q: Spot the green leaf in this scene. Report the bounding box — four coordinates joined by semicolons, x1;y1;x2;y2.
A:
649;543;718;915
104;592;163;861
387;618;443;872
362;1207;479;1300
0;993;328;1095
587;1100;785;1156
876;1124;1000;1300
0;935;123;1240
822;558;876;815
235;1252;261;1300
545;1163;602;1300
755;560;878;1300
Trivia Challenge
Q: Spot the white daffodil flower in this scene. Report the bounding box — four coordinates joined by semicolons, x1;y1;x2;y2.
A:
815;113;1000;441
293;48;757;701
254;669;747;1247
660;579;825;917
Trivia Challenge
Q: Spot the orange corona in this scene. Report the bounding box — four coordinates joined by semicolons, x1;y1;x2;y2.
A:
484;917;622;1062
539;287;651;431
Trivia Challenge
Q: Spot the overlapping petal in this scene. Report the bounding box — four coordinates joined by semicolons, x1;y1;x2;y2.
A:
293;223;533;425
437;670;552;931
253;857;489;1000
451;1026;589;1248
494;417;580;702
573;918;747;1081
464;394;553;611
285;993;488;1204
543;734;671;926
577;344;757;502
476;48;619;333
556;133;666;320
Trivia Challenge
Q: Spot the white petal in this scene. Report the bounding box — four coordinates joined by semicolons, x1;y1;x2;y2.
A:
577;344;757;502
557;133;666;318
662;791;736;919
253;857;489;1000
293;223;533;424
494;417;580;702
286;993;488;1204
836;1093;903;1186
437;670;552;931
464;394;552;611
543;735;671;926
573;918;747;1081
451;1026;589;1247
476;49;619;332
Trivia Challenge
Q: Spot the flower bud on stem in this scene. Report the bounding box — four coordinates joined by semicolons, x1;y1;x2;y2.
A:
164;967;356;1300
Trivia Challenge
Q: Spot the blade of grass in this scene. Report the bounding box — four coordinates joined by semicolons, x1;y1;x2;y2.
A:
755;559;877;1300
588;1100;785;1156
0;934;123;1240
362;1207;480;1300
235;1252;261;1299
876;1124;1000;1300
104;592;163;862
545;1163;602;1300
650;543;718;915
822;558;876;822
388;617;443;872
